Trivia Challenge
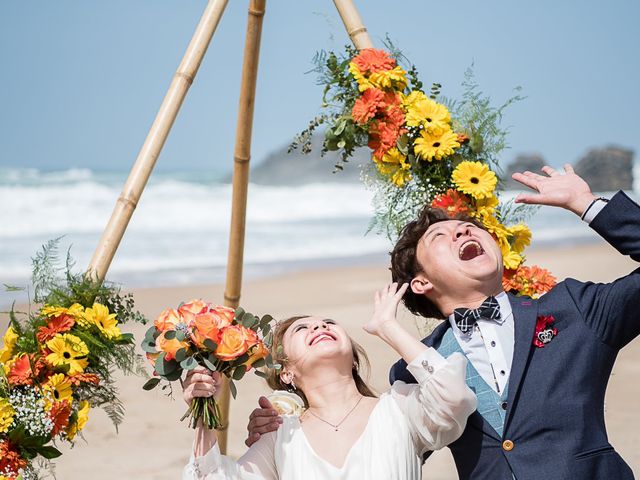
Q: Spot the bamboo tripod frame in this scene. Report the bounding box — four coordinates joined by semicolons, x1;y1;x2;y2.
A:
87;0;373;453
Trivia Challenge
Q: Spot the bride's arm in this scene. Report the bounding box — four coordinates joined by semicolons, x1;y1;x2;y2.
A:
364;284;476;452
182;368;277;480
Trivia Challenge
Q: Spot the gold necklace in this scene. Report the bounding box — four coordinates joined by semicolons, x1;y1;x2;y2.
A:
306;395;364;432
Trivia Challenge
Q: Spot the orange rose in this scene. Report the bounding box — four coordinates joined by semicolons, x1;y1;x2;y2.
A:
178;299;209;323
156;332;189;361
243;342;269;370
215;325;251;361
190;310;230;348
154;308;182;332
208;305;235;326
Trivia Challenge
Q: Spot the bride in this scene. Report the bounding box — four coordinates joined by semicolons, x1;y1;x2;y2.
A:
182;283;476;479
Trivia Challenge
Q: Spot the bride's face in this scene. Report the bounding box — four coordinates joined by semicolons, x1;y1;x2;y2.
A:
281;316;353;373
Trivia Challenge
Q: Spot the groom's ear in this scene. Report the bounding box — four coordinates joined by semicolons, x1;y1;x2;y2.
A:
410;274;433;297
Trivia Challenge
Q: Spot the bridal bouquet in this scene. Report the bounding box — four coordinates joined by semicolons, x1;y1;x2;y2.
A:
142;300;276;429
291;42;556;298
0;240;146;480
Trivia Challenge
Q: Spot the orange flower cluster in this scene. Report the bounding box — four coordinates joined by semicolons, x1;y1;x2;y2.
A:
0;440;27;478
431;189;472;217
351;48;396;74
36;313;75;343
502;265;557;298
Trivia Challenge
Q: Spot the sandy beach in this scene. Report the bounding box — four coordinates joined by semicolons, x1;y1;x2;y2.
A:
1;241;638;479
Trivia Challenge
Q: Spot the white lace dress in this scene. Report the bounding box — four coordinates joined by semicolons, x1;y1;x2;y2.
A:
183;350;475;480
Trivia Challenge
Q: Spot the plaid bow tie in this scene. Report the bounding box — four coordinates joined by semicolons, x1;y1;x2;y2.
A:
453;296;501;334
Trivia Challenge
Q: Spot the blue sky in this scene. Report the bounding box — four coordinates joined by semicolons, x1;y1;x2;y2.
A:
1;0;638;174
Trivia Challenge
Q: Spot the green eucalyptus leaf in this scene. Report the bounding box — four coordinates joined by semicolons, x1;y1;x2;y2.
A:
203;339;217;351
176;330;186;342
234;307;245;319
180;356;198;371
251;358;266;368
164;368;182;382
163;330;176;340
232;365;247;381
155;354;178;376
229;380;237;399
203;355;218;372
254;369;268;379
142;377;161;391
174;348;188;363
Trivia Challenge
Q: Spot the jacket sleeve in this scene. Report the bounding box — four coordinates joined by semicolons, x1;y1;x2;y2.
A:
565;191;640;349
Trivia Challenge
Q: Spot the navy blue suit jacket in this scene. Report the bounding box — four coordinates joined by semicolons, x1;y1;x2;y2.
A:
390;191;640;480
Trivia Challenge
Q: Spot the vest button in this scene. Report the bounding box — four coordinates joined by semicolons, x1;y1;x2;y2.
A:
502;440;514;451
501;401;508;410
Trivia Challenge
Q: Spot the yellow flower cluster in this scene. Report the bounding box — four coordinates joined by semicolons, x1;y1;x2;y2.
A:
46;333;90;375
0;398;15;433
67;400;90;440
0;326;18;363
375;148;412;187
81;303;122;340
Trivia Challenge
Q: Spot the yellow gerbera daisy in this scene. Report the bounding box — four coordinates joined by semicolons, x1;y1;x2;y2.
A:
44;373;73;404
348;63;374;92
368;66;408;91
46;333;89;375
374;148;412;187
41;303;84;319
402;91;451;131
480;213;510;244
0;326;18;363
506;223;532;254
81;303;121;339
452;161;497;199
414;127;460;162
67;400;90;440
0;398;15;433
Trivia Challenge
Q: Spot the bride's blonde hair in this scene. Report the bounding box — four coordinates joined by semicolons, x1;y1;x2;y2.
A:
266;315;377;407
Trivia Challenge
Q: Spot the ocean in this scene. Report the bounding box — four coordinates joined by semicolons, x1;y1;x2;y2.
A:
2;166;638;307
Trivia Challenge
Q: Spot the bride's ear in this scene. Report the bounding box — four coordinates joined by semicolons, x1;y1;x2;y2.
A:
410;274;433;296
280;370;293;386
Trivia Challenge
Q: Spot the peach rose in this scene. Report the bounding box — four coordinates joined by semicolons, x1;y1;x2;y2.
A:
190;309;233;348
154;308;182;332
156;332;189;361
178;299;209;323
215;325;251;361
243;342;269;370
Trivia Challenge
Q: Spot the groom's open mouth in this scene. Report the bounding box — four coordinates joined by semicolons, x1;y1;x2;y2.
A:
459;240;484;261
309;332;337;345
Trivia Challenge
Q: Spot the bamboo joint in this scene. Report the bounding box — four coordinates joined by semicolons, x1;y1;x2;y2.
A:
234;155;251;164
175;71;195;86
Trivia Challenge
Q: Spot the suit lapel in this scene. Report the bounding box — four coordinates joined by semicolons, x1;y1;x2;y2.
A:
503;293;539;433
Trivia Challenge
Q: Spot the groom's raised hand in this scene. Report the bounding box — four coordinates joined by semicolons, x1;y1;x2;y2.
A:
512;164;596;216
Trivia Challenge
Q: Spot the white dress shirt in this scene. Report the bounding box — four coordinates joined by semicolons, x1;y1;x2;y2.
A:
446;198;608;394
448;291;514;393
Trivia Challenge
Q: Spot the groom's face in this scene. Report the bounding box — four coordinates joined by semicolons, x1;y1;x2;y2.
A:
412;220;503;295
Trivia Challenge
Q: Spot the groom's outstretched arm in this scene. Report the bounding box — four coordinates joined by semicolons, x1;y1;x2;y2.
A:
513;164;640;349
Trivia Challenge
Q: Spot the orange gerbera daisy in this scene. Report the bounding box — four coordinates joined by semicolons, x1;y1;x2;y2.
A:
49;400;72;436
351;48;396;74
502;265;557;298
351;87;385;124
369;120;403;160
36;314;76;343
7;354;45;386
431;189;472;216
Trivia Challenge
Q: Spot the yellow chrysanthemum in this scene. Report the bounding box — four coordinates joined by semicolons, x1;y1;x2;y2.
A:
474;195;499;217
402;91;451;131
368;66;408;91
81;303;121;339
374;148;412;187
414;127;460;162
41;303;84;319
500;241;524;270
481;213;510;244
507;224;532;254
44;373;73;404
0;398;15;433
46;334;89;375
348;63;374;92
0;326;18;363
67;400;90;440
452;161;497;199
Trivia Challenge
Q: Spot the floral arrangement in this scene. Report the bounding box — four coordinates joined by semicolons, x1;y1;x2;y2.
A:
142;300;277;430
291;43;556;298
0;240;146;480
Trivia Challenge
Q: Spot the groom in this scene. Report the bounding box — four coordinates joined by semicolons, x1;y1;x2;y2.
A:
387;165;639;479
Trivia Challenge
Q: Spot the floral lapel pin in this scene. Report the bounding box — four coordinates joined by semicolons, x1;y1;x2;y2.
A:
533;315;557;348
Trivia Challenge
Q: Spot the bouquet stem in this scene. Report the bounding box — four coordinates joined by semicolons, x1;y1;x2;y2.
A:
181;397;223;429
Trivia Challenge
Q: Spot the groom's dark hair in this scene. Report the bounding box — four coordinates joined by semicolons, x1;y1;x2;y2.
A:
390;206;484;319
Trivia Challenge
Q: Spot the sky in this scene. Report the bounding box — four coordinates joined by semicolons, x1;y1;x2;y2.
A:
1;0;638;175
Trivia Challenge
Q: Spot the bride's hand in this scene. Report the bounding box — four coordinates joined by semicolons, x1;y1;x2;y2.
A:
363;283;408;337
182;366;221;405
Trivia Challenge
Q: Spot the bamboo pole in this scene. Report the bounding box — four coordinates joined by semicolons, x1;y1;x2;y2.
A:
332;0;374;49
86;0;229;281
218;0;267;454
